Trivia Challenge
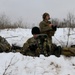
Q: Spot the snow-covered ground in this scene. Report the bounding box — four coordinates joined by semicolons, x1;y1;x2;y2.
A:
53;28;75;47
0;28;75;47
0;28;32;47
0;28;75;75
0;53;75;75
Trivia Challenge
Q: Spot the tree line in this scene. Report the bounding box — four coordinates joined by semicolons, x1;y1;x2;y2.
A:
0;13;75;29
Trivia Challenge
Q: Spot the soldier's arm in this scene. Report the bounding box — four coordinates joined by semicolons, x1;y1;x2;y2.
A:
23;39;30;52
39;22;53;32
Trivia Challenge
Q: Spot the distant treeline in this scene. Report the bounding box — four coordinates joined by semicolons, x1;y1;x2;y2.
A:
52;13;75;28
0;14;33;29
0;13;75;29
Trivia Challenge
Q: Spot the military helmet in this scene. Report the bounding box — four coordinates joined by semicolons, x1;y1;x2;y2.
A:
31;27;40;35
42;13;50;20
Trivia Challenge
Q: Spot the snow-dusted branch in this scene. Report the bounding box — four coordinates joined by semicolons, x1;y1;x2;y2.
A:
3;55;19;75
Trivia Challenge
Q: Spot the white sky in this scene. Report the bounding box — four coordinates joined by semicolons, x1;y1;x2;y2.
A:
0;0;75;25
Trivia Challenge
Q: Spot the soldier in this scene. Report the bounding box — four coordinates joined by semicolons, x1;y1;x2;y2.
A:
39;13;61;57
23;26;61;57
23;27;52;57
23;27;41;56
39;13;57;43
0;36;11;52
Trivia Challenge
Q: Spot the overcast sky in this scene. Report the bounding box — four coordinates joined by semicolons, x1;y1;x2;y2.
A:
0;0;75;25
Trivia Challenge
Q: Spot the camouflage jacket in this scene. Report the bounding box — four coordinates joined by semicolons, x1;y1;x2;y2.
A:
23;37;37;56
23;34;52;56
39;20;56;37
0;36;11;52
39;20;52;33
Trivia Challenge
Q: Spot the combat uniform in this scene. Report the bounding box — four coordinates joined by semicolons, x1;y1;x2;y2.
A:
23;37;37;56
23;27;41;56
23;34;52;57
0;36;11;52
39;21;52;33
39;20;56;43
39;13;60;57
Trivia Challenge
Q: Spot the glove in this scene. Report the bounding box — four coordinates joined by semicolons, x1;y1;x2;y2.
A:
52;25;57;31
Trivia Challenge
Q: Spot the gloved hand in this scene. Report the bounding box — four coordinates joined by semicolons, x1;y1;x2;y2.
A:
52;25;57;31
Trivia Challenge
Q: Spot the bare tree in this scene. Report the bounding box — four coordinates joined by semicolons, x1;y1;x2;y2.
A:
65;13;75;47
0;14;11;29
0;13;28;29
62;13;75;28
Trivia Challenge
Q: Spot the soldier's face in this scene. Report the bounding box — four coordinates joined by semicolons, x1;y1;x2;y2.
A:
46;15;50;20
33;34;37;38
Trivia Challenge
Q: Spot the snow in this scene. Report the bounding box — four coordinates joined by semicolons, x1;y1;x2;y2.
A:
0;28;32;47
53;28;75;47
0;28;75;47
0;53;75;75
0;28;75;75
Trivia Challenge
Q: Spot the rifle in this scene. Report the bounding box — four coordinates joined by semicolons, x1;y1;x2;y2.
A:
5;36;18;39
